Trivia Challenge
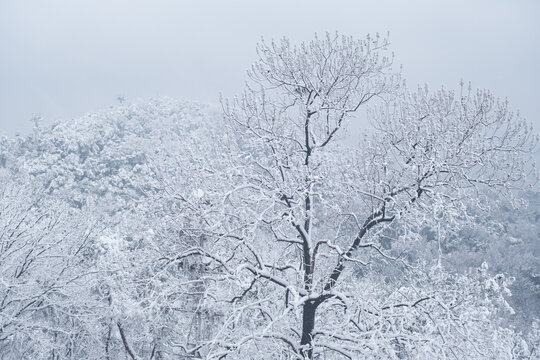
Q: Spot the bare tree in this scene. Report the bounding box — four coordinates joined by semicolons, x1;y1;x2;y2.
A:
172;33;537;359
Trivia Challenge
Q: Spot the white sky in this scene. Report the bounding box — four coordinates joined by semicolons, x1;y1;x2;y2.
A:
1;0;539;136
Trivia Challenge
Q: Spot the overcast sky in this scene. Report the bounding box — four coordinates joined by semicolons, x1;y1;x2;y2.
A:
1;0;539;136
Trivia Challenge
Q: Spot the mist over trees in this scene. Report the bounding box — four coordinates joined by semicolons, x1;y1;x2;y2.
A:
0;33;538;359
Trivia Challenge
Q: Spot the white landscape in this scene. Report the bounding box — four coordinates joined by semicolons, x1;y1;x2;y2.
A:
0;2;539;359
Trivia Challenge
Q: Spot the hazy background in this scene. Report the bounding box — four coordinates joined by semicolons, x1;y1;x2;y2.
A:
1;0;539;137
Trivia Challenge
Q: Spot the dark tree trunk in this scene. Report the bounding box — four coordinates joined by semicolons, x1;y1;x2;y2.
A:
117;322;137;360
105;323;112;360
300;300;317;359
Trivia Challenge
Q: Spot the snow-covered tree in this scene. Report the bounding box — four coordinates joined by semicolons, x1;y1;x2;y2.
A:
170;33;537;359
0;169;101;359
0;99;226;359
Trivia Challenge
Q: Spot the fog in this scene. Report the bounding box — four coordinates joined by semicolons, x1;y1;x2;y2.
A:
1;0;539;136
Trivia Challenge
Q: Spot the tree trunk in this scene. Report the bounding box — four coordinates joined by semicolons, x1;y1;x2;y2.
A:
300;300;317;359
117;322;138;360
105;323;112;360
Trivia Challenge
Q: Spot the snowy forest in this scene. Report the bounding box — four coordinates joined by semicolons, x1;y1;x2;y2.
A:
0;33;539;359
